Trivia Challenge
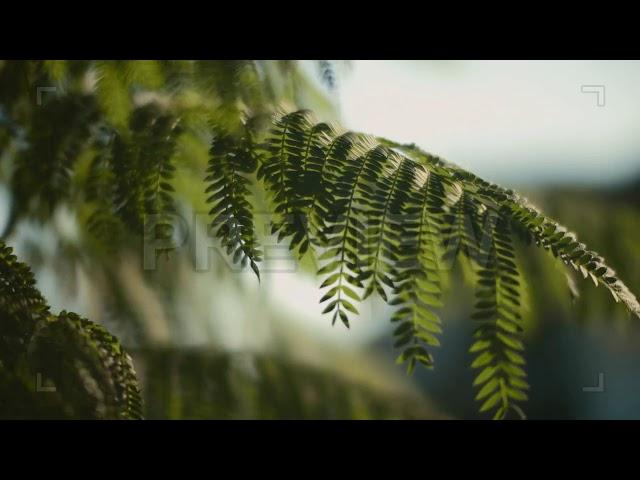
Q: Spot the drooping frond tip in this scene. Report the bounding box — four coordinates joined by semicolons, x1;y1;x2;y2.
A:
206;123;262;280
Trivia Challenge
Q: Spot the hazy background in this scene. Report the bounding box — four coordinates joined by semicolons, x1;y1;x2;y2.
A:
340;60;640;186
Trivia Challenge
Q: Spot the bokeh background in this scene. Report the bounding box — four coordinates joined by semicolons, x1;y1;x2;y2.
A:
2;60;639;419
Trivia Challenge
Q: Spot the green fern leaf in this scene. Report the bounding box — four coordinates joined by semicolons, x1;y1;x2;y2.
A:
111;103;181;237
470;210;529;420
206;125;262;279
390;169;447;372
317;144;388;327
359;152;415;301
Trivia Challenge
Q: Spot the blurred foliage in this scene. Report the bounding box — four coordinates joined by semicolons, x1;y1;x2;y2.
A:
0;60;337;419
137;348;445;419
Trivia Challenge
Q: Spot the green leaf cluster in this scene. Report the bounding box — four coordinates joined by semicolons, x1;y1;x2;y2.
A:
1;61;638;419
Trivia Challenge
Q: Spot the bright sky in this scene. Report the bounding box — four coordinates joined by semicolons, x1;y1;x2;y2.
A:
339;60;640;186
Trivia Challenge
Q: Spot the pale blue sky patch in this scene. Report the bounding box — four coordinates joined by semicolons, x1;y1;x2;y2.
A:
339;60;640;186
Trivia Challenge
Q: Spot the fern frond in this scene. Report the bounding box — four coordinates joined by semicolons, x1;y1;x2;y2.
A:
470;211;528;420
142;114;181;218
206;124;262;279
317;144;387;327
258;110;313;245
211;109;640;421
440;187;485;267
308;130;360;246
359;152;415;302
111;103;181;235
0;240;142;418
388;141;640;319
2;65;638;422
0;242;49;368
0;242;47;315
85;130;127;250
469;175;640;318
9;92;99;224
65;313;143;419
285;120;335;255
389;169;447;373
